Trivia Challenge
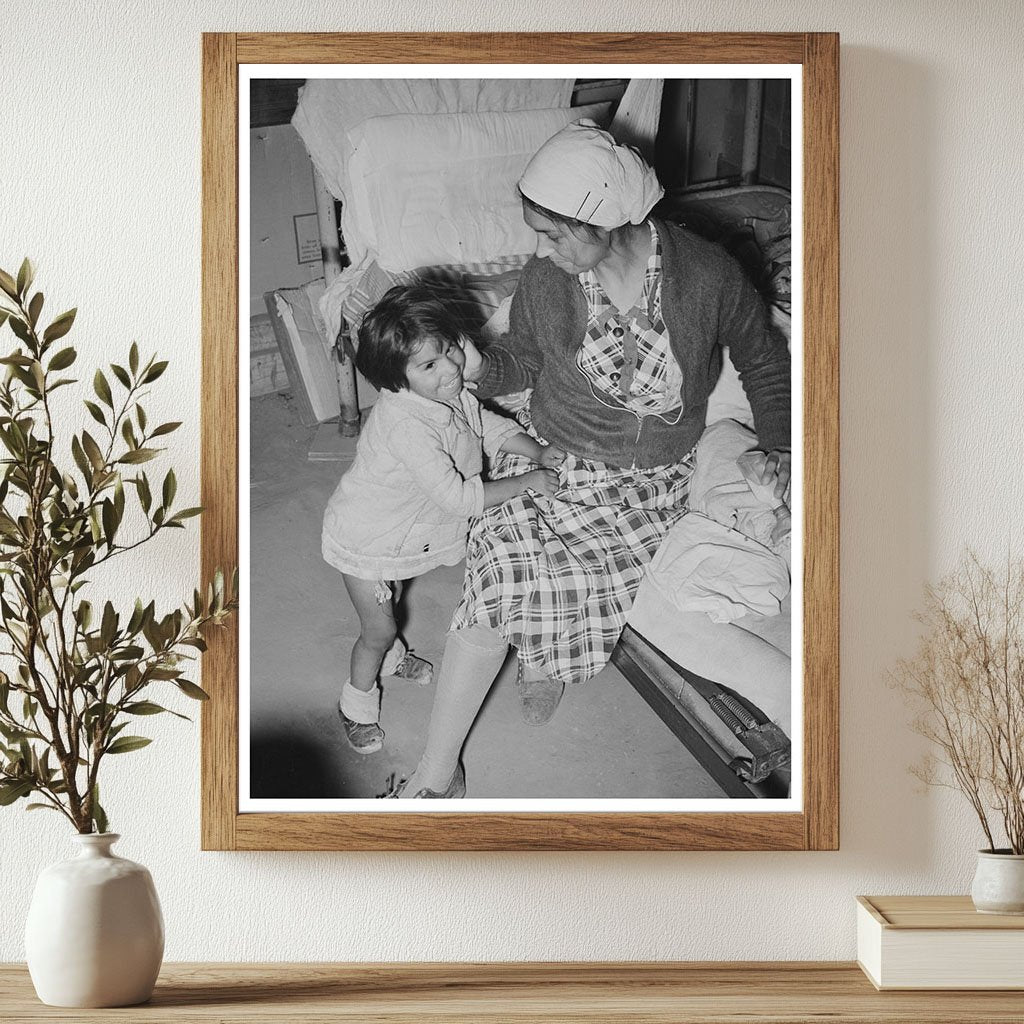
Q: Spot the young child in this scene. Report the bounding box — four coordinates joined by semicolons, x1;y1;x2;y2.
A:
321;285;564;754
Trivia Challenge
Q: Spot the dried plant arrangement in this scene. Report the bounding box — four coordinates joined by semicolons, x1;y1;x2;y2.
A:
0;259;236;833
894;552;1024;854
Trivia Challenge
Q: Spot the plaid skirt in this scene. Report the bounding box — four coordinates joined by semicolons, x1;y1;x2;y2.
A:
450;435;695;686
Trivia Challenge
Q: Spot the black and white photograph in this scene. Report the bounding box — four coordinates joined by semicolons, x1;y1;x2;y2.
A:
242;69;799;810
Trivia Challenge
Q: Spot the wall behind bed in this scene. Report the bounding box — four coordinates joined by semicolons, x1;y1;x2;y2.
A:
2;0;1021;962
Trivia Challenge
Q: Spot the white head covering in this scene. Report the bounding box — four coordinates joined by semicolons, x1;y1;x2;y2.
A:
518;120;664;229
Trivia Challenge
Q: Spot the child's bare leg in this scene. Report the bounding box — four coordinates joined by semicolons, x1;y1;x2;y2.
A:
339;575;397;753
342;575;398;692
378;580;433;685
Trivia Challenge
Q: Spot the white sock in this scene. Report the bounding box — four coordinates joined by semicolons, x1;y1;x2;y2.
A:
380;638;407;676
340;680;380;724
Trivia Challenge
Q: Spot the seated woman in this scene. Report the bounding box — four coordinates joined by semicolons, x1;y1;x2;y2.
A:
392;120;790;798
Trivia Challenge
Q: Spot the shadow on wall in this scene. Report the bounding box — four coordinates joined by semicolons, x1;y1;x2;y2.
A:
838;48;936;865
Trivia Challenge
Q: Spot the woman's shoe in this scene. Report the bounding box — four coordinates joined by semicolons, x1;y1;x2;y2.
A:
517;662;564;726
381;761;466;799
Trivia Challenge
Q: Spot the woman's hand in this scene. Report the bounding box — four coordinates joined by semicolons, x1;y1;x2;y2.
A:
761;449;792;501
459;335;486;383
538;445;567;470
523;468;560;497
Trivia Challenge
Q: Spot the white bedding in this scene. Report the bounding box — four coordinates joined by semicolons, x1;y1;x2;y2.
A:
292;78;574;257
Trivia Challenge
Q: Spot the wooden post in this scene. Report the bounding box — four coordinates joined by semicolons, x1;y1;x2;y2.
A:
740;80;764;185
313;168;360;436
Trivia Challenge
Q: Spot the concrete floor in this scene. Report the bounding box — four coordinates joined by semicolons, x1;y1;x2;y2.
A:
248;391;723;800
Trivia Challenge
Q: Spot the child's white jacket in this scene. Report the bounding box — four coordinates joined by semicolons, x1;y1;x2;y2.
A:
322;387;522;581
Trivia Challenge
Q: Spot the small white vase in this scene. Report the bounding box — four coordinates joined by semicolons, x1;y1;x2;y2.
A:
24;833;164;1007
970;849;1024;915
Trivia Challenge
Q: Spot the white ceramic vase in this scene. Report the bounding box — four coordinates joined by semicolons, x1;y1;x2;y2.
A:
970;849;1024;915
24;833;164;1007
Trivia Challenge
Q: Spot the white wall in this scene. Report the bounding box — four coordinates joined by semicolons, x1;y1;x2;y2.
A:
249;124;323;318
1;0;1022;962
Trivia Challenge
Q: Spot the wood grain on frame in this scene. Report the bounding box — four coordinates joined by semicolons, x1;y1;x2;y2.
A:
801;32;841;851
200;32;239;851
201;32;840;851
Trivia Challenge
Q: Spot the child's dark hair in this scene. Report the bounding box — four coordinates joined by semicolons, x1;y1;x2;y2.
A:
356;285;465;393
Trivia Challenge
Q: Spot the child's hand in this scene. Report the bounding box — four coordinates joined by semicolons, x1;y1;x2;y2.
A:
459;335;485;383
538;445;567;470
523;468;560;497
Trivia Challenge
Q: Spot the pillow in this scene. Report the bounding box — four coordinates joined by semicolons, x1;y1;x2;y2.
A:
343;103;611;271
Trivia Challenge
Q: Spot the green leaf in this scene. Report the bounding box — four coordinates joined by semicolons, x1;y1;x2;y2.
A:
0;722;29;743
150;421;182;438
0;269;18;300
121;418;137;450
0;310;9;331
91;785;108;834
114;475;125;522
101;498;117;546
26;803;61;813
129;342;139;376
110;363;131;389
27;292;43;328
71;435;92;483
136;473;152;513
126;598;146;635
162;468;176;509
175;679;210;701
168;507;203;524
47;346;76;371
142;360;168;384
9;317;32;345
147;667;181;680
100;601;117;647
81;431;105;472
76;599;92;631
124;700;170;716
0;779;33;805
105;735;152;755
83;400;106;427
42;308;76;344
136;404;147;432
93;369;113;409
16;258;34;298
118;448;157;465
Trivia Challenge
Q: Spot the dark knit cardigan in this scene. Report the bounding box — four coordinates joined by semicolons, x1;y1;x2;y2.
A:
475;218;790;469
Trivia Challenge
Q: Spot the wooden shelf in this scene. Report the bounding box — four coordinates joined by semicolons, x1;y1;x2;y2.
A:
3;962;1024;1022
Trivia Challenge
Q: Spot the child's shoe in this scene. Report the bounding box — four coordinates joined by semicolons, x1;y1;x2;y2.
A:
381;643;433;686
339;711;384;754
339;681;384;754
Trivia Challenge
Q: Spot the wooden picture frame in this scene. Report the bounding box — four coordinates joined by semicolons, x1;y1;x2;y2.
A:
202;32;839;851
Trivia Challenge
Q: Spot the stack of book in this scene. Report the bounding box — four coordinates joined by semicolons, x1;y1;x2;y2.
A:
857;895;1024;990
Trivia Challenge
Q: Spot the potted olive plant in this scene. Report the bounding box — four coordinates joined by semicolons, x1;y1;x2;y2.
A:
0;260;236;1005
895;552;1024;914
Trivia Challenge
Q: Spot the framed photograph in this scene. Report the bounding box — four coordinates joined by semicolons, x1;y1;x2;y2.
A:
202;32;838;851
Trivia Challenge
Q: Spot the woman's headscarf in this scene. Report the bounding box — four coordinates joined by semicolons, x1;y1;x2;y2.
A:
518;120;664;229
